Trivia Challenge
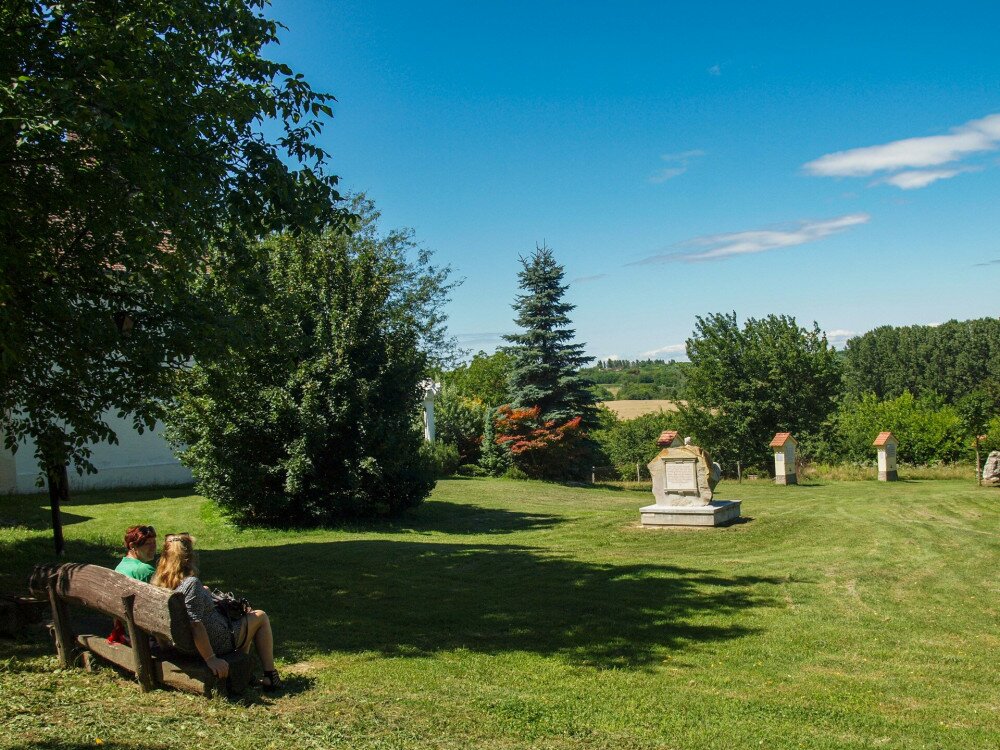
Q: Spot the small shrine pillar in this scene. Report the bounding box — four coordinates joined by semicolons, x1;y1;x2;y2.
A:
873;431;898;481
769;432;798;485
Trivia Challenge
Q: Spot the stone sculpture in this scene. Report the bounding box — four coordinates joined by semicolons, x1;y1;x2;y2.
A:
640;438;739;527
982;450;1000;486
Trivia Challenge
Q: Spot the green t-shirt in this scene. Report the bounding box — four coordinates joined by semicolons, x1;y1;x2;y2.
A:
114;556;155;583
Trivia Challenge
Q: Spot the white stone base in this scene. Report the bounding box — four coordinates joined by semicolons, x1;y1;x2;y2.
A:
639;500;742;527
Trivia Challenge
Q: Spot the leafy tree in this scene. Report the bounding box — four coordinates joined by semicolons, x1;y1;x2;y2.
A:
496;245;598;478
593;410;680;480
166;197;451;525
680;313;841;475
444;349;513;407
1;0;344;551
956;389;995;482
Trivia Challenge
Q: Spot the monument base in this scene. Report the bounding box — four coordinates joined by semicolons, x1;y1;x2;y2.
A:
639;500;742;527
775;474;797;485
878;470;898;481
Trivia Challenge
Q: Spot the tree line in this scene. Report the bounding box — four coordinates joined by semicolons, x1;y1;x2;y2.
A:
436;315;1000;481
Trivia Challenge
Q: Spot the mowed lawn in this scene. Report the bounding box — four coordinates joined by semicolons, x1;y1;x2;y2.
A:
1;478;998;750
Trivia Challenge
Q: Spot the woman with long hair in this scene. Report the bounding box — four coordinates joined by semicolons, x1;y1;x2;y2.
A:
152;533;281;690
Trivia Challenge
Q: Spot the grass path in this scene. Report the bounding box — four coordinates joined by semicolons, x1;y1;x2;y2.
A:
1;478;998;749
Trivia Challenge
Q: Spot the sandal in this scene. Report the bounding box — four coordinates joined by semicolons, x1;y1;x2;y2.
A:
261;669;282;692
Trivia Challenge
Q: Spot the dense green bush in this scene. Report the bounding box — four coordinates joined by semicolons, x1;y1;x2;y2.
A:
832;392;966;465
422;441;462;478
434;387;487;464
167;198;448;525
592;409;679;480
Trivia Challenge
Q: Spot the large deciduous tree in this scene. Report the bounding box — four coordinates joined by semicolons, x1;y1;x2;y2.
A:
1;1;344;551
495;246;597;479
166;196;453;525
680;313;841;475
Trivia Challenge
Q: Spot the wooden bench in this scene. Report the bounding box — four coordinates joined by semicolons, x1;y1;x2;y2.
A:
29;563;251;696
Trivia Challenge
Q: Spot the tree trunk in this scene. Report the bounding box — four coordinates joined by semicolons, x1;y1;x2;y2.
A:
46;462;69;556
975;439;982;486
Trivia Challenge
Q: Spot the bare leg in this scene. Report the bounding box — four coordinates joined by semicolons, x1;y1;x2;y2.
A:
241;610;274;672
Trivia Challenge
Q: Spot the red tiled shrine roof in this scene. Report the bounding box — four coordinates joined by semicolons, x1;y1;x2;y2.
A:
657;430;679;447
769;432;794;447
873;431;896;446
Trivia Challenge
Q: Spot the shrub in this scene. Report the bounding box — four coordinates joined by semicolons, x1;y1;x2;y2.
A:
435;388;487;464
422;441;461;478
167;198;448;525
832;392;966;465
592;410;680;480
493;405;593;481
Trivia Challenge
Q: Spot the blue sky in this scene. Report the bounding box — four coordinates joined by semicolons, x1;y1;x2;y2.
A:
269;0;1000;360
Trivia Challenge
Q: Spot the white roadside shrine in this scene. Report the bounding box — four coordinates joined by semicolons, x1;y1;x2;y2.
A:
769;432;798;485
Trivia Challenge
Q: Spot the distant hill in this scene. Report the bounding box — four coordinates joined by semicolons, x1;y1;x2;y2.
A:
583;359;690;401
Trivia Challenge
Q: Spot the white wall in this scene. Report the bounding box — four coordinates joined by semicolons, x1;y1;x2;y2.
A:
3;414;192;494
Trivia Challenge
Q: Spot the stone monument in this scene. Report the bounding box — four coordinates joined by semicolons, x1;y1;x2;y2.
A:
640;437;741;527
769;432;798;485
982;450;1000;486
873;431;898;481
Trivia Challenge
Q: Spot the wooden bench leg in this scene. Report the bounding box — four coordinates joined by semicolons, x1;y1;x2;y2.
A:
46;577;75;669
121;594;155;692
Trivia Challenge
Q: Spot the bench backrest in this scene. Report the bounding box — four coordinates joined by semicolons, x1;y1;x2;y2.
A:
30;563;196;654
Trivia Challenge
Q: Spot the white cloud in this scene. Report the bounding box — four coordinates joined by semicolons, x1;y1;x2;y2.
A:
707;64;722;76
804;113;1000;189
642;343;687;358
571;273;608;284
628;213;870;264
648;149;705;183
880;167;977;189
826;329;856;347
649;167;687;183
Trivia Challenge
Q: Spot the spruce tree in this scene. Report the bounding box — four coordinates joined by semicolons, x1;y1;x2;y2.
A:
504;245;597;427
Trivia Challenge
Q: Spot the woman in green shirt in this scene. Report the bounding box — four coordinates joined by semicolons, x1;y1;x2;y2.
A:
108;525;157;644
114;525;157;582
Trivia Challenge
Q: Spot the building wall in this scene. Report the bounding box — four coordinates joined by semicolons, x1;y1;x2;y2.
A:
3;414;192;494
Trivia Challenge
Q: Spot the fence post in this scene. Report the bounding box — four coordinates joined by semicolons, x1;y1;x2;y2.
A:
636;462;640;482
591;466;595;484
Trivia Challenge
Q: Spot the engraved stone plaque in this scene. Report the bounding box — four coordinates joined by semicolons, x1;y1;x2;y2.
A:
664;459;698;492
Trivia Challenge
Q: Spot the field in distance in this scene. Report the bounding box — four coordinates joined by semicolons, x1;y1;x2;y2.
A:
600;399;682;419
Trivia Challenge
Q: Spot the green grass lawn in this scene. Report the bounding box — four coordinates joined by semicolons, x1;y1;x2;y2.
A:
1;478;998;750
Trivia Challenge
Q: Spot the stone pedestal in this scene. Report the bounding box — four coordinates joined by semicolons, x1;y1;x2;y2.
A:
640;500;742;527
641;443;741;527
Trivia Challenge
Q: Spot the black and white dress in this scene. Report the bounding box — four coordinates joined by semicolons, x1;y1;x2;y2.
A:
176;576;238;655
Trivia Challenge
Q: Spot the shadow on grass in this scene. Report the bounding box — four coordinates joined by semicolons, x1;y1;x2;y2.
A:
366;501;564;535
0;507;93;531
198;540;783;670
3;536;787;672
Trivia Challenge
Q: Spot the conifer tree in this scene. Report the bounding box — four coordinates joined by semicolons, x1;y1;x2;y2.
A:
504;245;597;427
